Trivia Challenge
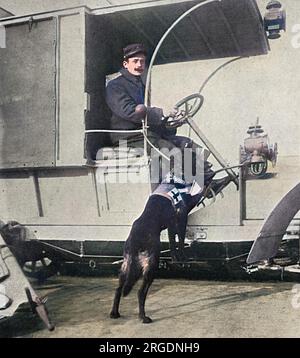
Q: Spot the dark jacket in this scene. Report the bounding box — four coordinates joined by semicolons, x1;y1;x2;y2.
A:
106;68;172;144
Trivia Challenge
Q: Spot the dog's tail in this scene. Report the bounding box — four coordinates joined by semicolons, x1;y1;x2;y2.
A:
121;254;141;297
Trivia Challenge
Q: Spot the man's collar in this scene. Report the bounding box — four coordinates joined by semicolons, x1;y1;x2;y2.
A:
120;68;143;84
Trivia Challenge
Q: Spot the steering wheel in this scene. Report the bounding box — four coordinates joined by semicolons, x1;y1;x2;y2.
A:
164;93;204;129
175;93;204;118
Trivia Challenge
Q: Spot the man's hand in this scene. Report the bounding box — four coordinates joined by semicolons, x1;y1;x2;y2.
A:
166;107;179;118
162;107;186;129
135;104;147;118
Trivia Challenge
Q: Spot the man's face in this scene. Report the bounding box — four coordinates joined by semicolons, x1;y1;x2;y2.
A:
123;53;146;76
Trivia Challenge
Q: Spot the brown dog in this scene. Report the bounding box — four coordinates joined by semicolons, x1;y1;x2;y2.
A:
110;178;205;323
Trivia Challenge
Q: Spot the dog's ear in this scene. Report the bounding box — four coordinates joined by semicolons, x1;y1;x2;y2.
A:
0;221;26;244
5;221;23;234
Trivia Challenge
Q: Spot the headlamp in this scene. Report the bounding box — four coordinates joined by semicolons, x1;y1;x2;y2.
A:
264;1;286;39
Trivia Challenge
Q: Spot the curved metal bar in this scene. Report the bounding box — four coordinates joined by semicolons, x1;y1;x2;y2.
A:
187;56;246;137
142;0;221;165
144;0;221;109
198;56;245;94
142;0;240;187
247;183;300;265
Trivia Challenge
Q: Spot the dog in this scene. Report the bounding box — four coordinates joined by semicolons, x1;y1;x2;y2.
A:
110;173;215;323
0;221;43;266
0;221;46;267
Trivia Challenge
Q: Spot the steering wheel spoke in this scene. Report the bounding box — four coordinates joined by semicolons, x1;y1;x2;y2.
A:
184;102;189;116
164;93;204;129
172;93;204;127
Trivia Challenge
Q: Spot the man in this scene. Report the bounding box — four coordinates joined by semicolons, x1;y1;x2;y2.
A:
106;43;231;191
106;43;191;150
106;44;203;178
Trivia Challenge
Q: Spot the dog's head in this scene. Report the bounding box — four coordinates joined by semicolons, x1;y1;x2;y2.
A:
0;221;43;266
0;221;28;246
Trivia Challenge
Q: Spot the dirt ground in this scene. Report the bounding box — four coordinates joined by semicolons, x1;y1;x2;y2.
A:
1;275;300;338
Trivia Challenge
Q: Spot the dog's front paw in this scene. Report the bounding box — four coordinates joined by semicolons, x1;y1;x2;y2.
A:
110;311;121;319
142;316;153;324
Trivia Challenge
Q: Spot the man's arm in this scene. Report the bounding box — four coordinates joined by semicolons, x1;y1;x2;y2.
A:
106;82;163;126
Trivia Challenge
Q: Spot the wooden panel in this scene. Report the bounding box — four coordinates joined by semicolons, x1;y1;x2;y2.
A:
0;19;56;168
0;172;39;221
96;165;151;214
56;13;86;166
37;168;99;222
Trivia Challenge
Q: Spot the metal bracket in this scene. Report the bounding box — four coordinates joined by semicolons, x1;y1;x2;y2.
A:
28;17;34;32
84;93;91;112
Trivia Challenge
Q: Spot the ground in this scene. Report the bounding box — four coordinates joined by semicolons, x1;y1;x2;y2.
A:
0;275;300;338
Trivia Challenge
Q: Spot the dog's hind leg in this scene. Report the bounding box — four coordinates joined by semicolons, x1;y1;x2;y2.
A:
138;274;154;324
110;271;126;319
137;253;158;324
